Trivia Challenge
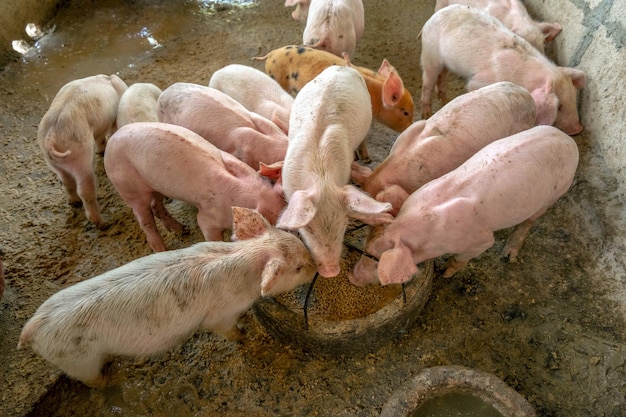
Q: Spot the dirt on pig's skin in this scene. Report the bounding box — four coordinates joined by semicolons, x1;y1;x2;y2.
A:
0;0;624;416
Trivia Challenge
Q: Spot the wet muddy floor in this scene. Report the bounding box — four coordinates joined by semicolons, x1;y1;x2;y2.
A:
0;0;625;416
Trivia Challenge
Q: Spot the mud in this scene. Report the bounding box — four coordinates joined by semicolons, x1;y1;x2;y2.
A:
0;0;624;416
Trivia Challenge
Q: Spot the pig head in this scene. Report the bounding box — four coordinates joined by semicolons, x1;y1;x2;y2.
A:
277;182;392;278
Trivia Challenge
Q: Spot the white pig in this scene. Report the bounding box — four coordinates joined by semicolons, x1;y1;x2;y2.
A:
350;125;579;286
420;5;586;135
158;82;289;170
38;74;128;229
208;64;294;134
277;66;393;278
434;0;561;53
116;82;163;127
18;206;316;388
104;122;287;252
352;82;537;214
289;0;365;58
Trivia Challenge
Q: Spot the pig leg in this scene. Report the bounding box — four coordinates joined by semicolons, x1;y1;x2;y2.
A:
55;354;107;388
357;141;371;163
196;210;227;242
54;167;81;206
130;200;167;252
94;133;107;156
441;234;495;278
150;193;184;233
75;170;105;229
435;67;449;105
501;214;543;261
420;49;443;119
350;161;372;185
204;315;244;342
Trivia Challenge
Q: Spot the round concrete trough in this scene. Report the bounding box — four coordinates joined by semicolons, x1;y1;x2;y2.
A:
379;365;536;417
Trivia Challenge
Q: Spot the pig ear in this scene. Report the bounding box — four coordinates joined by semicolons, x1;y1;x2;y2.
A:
342;185;395;225
561;67;586;90
382;68;404;108
378;246;418;286
231;207;270;241
260;257;284;296
277;189;318;229
259;161;284;181
376;59;393;77
271;112;289;134
350;161;373;185
539;22;562;42
531;85;559;126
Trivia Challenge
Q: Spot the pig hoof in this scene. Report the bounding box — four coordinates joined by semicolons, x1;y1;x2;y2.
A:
69;200;83;208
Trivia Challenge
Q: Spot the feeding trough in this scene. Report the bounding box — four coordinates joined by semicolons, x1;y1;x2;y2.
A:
253;223;434;355
380;365;536;417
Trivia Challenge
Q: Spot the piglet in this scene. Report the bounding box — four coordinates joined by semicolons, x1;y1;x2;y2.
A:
116;82;163;127
352;81;537;214
208;64;293;134
277;65;393;278
38;74;128;229
255;45;414;159
420;5;585;135
157;82;288;170
18;206;316;388
350;125;579;286
434;0;561;53
104;122;287;252
286;0;365;58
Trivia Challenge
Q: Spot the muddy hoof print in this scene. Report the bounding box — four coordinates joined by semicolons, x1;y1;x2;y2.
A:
379;365;537;417
253;224;433;355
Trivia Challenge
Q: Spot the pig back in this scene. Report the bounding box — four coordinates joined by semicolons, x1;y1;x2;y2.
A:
407;125;579;231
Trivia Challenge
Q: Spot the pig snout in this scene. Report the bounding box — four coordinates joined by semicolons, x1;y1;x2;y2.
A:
317;261;341;278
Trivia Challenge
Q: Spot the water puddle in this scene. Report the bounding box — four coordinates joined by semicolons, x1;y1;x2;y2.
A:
6;0;257;97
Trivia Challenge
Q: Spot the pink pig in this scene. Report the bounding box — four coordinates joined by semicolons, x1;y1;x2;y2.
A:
116;82;163;127
104;122;287;252
287;0;365;58
157;82;288;170
18;207;315;388
277;66;393;278
350;125;579;286
434;0;561;53
38;74;128;229
208;64;294;134
352;81;537;215
420;5;586;135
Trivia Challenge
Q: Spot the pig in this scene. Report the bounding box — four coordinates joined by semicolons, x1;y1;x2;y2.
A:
352;81;537;215
420;4;586;135
286;0;365;58
277;66;394;278
157;82;288;170
208;64;293;134
18;206;316;388
434;0;561;53
255;45;414;159
37;74;128;229
349;125;579;286
116;82;163;127
104;122;287;252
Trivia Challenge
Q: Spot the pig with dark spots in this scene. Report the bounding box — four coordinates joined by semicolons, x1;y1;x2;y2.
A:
157;82;288;170
277;66;393;278
18;207;316;388
420;5;585;135
350;125;579;286
351;82;537;215
209;64;294;134
255;45;414;159
37;74;128;229
434;0;561;53
286;0;364;58
116;82;162;127
104;122;286;252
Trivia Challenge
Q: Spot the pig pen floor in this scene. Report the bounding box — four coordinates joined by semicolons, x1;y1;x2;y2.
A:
0;0;624;416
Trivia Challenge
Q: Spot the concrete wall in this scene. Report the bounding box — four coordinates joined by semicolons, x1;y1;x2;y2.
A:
526;0;626;306
0;0;66;68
